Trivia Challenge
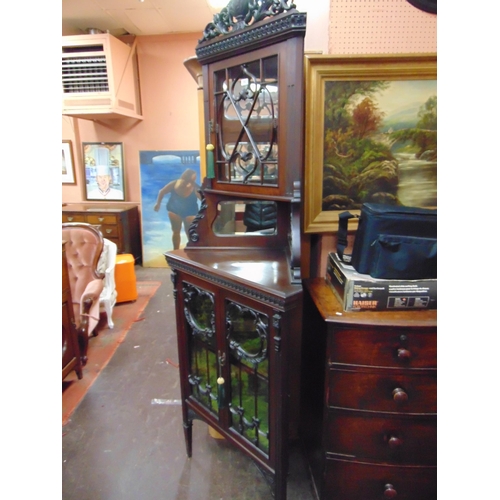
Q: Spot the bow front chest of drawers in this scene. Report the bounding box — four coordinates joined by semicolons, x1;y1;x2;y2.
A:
300;278;437;500
62;203;141;263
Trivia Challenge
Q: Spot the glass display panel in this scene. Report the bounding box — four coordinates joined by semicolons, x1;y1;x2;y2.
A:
214;55;278;186
226;300;270;455
183;283;219;415
213;200;277;236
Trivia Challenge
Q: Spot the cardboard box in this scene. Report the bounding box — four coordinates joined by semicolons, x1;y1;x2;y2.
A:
326;252;437;311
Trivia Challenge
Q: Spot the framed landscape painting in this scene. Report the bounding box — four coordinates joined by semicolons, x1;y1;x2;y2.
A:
303;53;437;233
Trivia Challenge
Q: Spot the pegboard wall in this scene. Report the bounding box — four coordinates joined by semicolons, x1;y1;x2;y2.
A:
328;0;436;54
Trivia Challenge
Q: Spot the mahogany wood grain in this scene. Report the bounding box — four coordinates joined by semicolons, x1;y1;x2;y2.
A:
322;459;436;500
324;411;436;464
300;278;437;500
327;368;437;413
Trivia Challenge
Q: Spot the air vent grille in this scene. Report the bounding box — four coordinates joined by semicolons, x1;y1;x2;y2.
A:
62;34;143;120
62;55;109;93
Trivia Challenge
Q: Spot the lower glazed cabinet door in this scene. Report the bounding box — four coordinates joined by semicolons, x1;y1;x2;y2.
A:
180;278;275;460
322;457;437;500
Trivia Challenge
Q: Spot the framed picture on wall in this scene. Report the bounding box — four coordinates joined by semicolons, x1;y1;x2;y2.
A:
62;140;76;184
303;53;437;233
83;142;125;201
139;150;201;267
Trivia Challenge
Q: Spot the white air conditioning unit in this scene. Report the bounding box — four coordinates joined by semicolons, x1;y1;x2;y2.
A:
62;34;143;121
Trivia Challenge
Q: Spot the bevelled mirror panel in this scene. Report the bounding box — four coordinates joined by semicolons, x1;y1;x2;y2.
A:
213;200;277;236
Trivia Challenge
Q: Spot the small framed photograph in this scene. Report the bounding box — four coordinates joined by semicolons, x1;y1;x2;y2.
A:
62;141;76;184
83;142;125;201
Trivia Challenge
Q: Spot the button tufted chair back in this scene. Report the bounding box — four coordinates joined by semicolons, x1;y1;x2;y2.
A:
62;222;105;365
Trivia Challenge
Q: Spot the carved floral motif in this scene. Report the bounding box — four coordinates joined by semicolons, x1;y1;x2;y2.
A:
200;0;297;42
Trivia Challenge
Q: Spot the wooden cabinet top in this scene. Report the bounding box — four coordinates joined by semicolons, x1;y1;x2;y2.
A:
166;248;302;304
62;203;139;213
304;278;437;328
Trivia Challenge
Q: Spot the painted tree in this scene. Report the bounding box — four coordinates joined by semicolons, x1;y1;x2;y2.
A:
390;95;437;159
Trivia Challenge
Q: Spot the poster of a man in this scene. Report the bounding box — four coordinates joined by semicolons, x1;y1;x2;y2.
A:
87;164;124;200
84;143;125;201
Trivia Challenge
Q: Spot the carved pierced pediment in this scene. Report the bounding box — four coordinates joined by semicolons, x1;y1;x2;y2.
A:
200;0;297;42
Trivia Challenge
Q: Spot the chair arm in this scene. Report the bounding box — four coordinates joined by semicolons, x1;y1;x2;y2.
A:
81;279;105;311
103;267;114;290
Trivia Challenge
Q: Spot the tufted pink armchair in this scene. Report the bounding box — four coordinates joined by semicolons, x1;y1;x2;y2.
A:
62;223;105;365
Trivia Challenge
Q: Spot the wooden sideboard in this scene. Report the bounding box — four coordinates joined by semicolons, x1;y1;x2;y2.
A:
300;278;437;500
62;203;141;263
62;241;82;380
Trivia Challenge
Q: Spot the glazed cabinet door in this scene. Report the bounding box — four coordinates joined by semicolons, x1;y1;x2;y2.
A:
225;297;271;456
176;274;276;463
205;38;304;200
182;281;220;418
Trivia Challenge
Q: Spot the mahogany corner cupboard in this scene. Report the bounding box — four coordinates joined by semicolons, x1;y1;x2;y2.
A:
300;279;437;500
165;4;307;499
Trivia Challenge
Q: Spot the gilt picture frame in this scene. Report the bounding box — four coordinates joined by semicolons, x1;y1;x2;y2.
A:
303;53;437;233
62;140;76;184
83;142;125;201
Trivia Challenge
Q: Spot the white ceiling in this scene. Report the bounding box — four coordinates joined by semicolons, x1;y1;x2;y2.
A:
62;0;223;37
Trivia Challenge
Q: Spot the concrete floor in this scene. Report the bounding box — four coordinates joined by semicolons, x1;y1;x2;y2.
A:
62;266;316;500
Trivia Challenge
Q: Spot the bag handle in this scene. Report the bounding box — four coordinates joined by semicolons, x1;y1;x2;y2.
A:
337;210;358;263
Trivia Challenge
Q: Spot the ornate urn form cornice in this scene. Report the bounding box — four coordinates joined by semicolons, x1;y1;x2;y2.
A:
196;0;306;64
200;0;297;42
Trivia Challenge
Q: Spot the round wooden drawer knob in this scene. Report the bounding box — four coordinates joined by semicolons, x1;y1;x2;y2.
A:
384;484;398;498
397;348;412;360
392;388;408;403
388;436;403;449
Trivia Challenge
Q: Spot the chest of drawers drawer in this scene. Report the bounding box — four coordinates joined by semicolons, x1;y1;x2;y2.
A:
86;214;118;225
324;410;436;464
62;204;142;262
327;367;437;413
327;325;436;368
62;213;86;223
322;458;437;500
300;280;437;500
98;225;119;238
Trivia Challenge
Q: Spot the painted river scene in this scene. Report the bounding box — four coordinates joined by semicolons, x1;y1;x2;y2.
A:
322;79;437;210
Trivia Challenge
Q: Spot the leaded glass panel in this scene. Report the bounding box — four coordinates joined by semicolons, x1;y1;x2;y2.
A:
183;283;218;415
226;300;270;455
214;55;278;186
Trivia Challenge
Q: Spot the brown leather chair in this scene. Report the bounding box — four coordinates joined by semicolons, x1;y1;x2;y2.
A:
62;223;105;365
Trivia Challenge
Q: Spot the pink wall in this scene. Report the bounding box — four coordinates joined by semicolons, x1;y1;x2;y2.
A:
328;0;436;54
62;32;201;205
61;1;436;277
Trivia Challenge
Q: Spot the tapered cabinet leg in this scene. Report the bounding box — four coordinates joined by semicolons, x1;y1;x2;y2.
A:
183;420;193;458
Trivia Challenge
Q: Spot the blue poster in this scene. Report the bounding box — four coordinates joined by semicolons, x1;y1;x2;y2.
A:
139;151;201;267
